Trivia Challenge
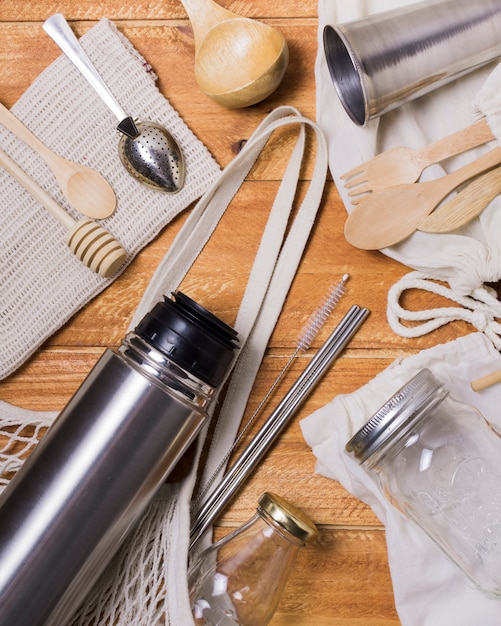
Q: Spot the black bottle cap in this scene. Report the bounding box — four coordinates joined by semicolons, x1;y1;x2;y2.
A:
134;291;239;386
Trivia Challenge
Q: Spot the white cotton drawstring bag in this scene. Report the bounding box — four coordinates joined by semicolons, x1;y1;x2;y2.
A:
300;2;501;624
301;331;501;626
316;0;501;347
0;103;329;624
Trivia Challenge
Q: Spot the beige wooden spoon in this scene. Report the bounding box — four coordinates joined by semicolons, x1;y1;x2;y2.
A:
418;166;501;233
179;0;289;108
0;102;116;219
344;146;501;250
0;147;126;278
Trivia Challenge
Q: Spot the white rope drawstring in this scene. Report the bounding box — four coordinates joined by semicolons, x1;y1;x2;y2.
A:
387;271;501;350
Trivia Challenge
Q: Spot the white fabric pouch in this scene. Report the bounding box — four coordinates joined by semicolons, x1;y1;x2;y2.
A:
304;3;501;622
301;332;501;625
316;0;501;346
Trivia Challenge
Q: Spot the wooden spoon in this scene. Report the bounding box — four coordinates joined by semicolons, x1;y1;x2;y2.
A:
0;102;116;219
0;147;126;278
179;0;289;108
344;147;501;250
418;166;501;233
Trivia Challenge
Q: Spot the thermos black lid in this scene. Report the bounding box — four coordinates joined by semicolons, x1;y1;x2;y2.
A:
134;291;239;386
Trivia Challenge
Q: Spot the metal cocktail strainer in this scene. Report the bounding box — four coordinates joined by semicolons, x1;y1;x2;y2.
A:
43;14;185;194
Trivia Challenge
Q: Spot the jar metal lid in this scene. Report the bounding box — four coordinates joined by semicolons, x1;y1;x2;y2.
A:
345;368;445;465
258;492;318;544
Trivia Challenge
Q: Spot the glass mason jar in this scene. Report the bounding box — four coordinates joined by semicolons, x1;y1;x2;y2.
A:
188;492;318;625
346;368;501;597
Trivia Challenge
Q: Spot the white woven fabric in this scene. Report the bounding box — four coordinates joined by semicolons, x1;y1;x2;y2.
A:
316;0;501;345
0;18;220;380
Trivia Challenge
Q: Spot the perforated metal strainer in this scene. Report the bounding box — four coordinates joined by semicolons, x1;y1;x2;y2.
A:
119;121;184;193
43;14;186;194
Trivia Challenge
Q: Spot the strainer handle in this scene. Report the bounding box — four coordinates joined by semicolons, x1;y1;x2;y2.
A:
43;14;130;126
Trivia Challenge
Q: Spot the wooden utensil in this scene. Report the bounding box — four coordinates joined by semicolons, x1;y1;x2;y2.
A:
0;101;116;219
0;147;126;278
179;0;289;108
471;369;501;391
341;118;494;201
344;146;501;250
418;166;501;233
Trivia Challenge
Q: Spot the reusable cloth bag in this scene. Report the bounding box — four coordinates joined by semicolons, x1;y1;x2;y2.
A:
301;332;501;625
0;103;329;624
311;1;501;622
316;0;501;347
0;16;330;624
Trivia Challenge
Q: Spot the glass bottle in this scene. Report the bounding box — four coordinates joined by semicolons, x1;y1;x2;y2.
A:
346;368;501;597
188;492;318;625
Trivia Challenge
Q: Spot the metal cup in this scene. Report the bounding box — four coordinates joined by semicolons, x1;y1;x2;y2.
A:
324;0;501;125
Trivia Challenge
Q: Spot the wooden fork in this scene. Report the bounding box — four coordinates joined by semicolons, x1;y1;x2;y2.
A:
341;118;494;203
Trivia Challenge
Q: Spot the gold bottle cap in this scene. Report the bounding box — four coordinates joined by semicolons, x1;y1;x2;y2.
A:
258;492;318;544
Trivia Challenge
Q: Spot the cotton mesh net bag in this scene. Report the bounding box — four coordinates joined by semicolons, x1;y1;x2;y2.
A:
0;83;329;623
316;0;501;348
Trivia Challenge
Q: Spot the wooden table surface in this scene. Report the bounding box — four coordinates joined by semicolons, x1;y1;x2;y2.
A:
0;2;474;624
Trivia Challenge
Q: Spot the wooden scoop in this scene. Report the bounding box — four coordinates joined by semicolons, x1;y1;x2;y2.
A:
344;147;501;250
179;0;289;108
0;147;126;278
418;166;501;233
0;102;116;219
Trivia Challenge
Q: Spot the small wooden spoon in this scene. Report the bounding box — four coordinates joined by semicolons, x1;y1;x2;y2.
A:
344;147;501;250
0;147;126;278
418;166;501;233
0;102;116;219
179;0;289;108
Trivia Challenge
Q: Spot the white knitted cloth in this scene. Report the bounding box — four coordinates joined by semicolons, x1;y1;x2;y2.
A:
0;18;220;380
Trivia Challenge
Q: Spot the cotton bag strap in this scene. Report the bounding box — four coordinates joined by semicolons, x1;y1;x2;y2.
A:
130;105;327;330
129;104;328;536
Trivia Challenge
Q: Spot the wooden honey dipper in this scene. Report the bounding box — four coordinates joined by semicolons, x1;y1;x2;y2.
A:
0;147;126;278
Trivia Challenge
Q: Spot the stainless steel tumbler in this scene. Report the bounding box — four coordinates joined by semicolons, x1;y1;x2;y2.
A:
324;0;501;125
0;291;238;626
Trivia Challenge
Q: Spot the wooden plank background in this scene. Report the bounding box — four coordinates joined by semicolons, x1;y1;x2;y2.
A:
0;1;475;623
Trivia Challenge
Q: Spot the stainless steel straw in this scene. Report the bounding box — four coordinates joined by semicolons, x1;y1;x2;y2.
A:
190;304;370;550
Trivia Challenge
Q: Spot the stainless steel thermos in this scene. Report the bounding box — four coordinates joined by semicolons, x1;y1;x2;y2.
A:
0;291;238;626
